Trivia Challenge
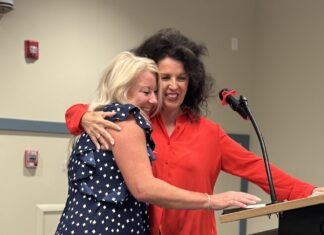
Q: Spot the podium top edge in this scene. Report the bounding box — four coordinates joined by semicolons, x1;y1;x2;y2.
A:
219;193;324;223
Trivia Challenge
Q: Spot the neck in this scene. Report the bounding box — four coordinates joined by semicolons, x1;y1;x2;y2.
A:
160;108;181;136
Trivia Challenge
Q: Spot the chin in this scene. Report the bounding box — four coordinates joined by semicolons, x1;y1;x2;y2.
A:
163;104;181;112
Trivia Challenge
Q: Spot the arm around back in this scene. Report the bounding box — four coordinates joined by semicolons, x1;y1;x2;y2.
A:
65;103;88;135
65;103;121;149
110;115;261;210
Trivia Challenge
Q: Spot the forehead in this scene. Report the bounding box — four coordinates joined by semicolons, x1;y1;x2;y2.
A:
134;70;157;85
157;57;186;74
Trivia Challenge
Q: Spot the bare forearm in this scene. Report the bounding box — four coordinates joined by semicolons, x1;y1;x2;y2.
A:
132;176;209;210
129;176;260;211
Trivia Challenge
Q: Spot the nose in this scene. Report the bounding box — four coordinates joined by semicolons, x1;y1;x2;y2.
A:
150;93;158;104
168;77;177;89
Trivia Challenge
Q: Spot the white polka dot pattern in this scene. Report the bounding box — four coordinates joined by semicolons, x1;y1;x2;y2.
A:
55;103;155;235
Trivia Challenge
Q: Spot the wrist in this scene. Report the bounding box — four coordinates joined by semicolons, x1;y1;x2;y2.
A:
204;193;211;210
80;111;90;129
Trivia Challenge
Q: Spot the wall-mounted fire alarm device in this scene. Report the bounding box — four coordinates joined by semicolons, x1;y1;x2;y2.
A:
24;150;38;168
24;40;39;60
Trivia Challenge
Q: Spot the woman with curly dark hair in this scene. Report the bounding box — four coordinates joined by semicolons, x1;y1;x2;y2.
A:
132;28;214;119
65;28;323;235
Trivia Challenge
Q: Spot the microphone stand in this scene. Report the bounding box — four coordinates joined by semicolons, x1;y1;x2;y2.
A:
239;95;278;204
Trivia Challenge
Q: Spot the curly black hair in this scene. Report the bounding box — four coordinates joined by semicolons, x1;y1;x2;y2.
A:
132;28;214;119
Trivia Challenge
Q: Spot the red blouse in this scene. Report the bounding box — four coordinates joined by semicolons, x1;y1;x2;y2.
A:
65;105;315;235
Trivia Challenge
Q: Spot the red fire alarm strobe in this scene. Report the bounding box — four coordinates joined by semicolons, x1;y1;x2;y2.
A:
24;150;39;168
24;40;39;60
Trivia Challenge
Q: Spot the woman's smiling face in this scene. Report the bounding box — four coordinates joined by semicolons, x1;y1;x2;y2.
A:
157;57;189;113
127;70;158;117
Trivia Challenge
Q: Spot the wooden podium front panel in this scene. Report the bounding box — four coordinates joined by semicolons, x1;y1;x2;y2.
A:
220;194;324;235
278;204;324;235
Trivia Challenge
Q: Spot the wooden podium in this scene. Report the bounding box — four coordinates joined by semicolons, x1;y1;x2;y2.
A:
220;194;324;235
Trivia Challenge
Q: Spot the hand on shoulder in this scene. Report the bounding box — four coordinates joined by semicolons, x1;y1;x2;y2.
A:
81;110;121;150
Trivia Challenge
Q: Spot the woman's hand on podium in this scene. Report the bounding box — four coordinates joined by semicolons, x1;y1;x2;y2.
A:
310;187;324;197
209;191;261;210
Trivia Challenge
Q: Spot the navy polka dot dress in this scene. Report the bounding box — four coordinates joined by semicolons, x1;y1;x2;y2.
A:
56;103;155;235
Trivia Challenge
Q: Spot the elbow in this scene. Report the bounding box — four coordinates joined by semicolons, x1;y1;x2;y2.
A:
128;180;154;203
132;190;150;203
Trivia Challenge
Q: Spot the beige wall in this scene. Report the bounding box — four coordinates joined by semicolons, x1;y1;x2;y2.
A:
245;0;324;233
1;0;323;235
0;131;70;235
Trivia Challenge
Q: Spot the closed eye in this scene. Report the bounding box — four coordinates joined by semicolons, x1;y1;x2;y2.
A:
161;75;170;80
178;75;188;81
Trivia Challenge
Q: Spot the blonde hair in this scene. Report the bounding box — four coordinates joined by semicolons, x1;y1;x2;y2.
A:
89;51;162;116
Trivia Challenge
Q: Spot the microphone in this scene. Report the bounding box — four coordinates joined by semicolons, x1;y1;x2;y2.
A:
219;88;278;204
219;88;248;120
